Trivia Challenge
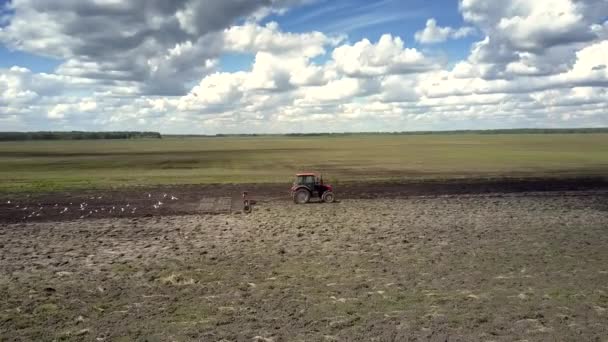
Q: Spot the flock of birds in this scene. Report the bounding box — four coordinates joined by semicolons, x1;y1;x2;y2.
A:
5;193;180;221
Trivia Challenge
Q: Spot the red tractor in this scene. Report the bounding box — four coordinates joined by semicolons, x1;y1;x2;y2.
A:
291;173;335;204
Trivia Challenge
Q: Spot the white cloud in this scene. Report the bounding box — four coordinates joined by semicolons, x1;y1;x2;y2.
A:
0;67;39;106
0;66;100;108
417;40;608;99
332;34;436;77
0;0;310;95
415;18;475;44
47;104;69;119
374;75;419;103
459;0;607;78
299;77;379;103
591;21;608;40
493;1;592;51
1;1;607;133
224;21;344;58
560;40;608;83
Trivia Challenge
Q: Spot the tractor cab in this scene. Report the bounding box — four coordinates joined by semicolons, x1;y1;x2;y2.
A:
291;172;335;204
294;173;320;187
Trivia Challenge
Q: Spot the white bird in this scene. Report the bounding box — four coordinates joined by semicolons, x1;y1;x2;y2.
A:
153;204;159;209
147;193;151;198
163;193;167;198
121;208;125;212
157;201;163;206
171;196;178;200
6;200;10;204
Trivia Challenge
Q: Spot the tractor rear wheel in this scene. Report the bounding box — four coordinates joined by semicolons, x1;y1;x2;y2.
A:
322;191;335;203
293;189;310;204
243;199;252;213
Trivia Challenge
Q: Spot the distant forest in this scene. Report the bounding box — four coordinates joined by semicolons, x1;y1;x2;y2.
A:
166;127;608;138
0;131;162;141
2;128;606;141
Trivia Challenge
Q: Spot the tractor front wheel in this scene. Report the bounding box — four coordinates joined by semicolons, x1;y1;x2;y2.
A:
322;191;335;203
293;189;310;204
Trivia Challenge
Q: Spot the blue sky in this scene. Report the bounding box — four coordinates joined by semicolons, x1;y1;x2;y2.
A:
0;46;61;72
0;0;478;74
219;0;477;75
0;0;606;133
218;0;479;71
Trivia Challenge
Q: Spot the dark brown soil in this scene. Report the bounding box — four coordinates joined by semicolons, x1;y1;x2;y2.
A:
1;177;607;223
1;193;607;341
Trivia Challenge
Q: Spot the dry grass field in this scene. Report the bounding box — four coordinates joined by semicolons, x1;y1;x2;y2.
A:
1;133;607;341
1;134;607;192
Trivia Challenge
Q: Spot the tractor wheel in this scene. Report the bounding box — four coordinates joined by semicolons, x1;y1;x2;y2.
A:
243;200;252;214
322;191;335;203
293;189;310;204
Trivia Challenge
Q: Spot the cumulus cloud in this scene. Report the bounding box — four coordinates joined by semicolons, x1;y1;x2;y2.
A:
459;0;608;78
0;0;309;95
48;97;101;122
299;77;380;104
332;34;436;77
0;67;40;106
417;40;608;99
415;18;475;44
0;66;99;107
224;21;344;57
1;0;607;133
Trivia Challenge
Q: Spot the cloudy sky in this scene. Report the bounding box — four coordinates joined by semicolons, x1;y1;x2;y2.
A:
0;0;607;134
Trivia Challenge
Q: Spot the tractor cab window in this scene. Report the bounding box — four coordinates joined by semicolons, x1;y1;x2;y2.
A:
295;175;316;185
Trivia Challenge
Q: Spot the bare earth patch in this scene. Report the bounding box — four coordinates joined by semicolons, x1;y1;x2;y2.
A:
1;194;608;341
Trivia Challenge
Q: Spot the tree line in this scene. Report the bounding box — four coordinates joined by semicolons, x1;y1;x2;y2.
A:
0;131;162;141
167;127;608;138
281;128;608;136
5;128;605;141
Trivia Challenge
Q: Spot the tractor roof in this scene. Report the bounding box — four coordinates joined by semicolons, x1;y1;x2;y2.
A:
296;172;317;176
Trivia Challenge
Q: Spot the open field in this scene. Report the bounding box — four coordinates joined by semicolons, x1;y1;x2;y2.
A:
1;134;608;192
1;194;607;341
1;133;607;341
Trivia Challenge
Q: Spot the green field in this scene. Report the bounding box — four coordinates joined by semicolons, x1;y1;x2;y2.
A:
1;134;607;192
